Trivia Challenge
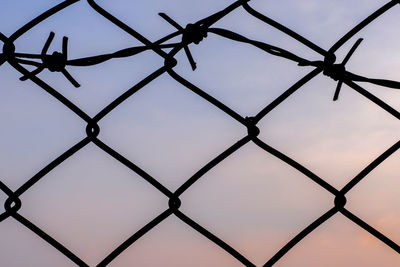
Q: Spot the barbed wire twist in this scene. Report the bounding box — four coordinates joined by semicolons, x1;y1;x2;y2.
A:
0;0;399;266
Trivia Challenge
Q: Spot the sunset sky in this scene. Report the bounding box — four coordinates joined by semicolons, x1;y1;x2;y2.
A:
0;0;399;266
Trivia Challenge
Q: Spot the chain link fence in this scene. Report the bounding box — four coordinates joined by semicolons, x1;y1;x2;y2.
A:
0;0;399;266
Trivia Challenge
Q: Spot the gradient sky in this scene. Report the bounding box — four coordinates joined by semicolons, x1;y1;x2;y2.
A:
0;0;399;266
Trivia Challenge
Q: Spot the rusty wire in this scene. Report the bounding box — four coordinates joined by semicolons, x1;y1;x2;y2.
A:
0;0;399;266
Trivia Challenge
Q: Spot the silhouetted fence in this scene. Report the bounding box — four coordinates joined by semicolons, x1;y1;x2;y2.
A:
0;0;399;266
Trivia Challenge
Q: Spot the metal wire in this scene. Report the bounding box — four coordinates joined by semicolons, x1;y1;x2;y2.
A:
1;0;399;266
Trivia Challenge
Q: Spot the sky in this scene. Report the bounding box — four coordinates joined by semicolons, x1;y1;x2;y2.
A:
0;0;399;266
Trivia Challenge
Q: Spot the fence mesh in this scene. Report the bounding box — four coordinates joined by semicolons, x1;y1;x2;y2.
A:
0;0;399;266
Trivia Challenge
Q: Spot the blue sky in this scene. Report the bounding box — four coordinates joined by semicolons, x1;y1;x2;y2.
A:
0;0;399;266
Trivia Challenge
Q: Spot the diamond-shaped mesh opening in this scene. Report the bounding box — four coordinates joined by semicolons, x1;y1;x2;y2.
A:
172;32;314;116
99;75;244;191
181;142;332;265
32;50;162;117
19;144;167;265
257;74;400;189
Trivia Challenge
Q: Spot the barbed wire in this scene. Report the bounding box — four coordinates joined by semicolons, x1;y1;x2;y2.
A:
0;0;399;266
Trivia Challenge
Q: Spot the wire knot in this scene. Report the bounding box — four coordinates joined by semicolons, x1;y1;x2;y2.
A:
245;116;260;139
164;56;178;69
325;38;363;101
182;23;207;45
168;196;181;212
2;41;15;60
1;41;15;66
4;195;22;214
45;51;67;72
159;13;208;70
323;62;346;81
334;193;347;211
86;121;100;139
